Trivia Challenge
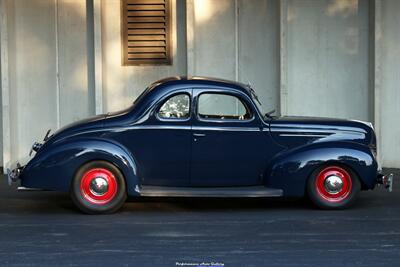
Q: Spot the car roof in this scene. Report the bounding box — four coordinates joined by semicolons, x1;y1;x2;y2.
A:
149;76;252;96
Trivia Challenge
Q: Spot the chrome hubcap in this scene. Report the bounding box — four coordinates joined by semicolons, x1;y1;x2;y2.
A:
89;177;109;196
324;175;344;194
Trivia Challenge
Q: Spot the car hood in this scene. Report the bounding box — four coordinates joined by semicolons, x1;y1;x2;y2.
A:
269;116;376;149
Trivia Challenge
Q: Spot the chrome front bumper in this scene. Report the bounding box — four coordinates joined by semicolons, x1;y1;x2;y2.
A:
6;163;23;186
377;173;394;192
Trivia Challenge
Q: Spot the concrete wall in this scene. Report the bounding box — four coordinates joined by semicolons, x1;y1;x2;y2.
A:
0;18;2;165
192;0;236;80
189;0;279;110
1;0;400;168
5;0;92;164
7;0;58;162
286;0;370;121
58;0;93;126
380;0;400;167
101;0;187;112
238;0;279;109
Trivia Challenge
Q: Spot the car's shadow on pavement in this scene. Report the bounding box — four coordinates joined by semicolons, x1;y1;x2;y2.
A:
1;173;396;215
0;170;399;267
0;187;385;215
1;177;311;214
3;168;397;215
2;191;311;215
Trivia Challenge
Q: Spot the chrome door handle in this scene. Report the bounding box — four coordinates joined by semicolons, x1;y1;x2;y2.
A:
193;133;206;137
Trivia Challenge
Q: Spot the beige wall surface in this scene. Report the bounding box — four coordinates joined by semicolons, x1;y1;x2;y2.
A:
189;0;279;110
238;0;279;111
286;0;370;121
101;0;187;112
380;0;400;167
7;0;58;162
4;0;92;165
1;0;399;168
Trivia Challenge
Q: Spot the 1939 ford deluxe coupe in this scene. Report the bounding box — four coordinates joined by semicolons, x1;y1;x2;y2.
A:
8;77;393;214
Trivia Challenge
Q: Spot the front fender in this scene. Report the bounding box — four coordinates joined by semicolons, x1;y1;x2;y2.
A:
20;138;140;196
265;141;378;197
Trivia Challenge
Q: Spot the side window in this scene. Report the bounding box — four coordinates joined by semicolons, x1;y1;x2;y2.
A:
198;93;252;120
158;94;190;119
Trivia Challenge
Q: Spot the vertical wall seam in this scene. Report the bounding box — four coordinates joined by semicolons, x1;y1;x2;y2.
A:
186;0;194;76
279;0;288;116
54;0;61;128
0;0;10;170
234;0;239;81
373;0;383;167
86;0;95;115
93;0;103;114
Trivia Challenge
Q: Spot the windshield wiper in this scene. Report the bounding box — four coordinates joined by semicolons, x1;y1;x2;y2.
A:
264;109;276;119
247;85;275;120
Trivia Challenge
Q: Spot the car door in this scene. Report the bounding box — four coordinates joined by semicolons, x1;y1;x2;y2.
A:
190;88;268;186
123;90;192;186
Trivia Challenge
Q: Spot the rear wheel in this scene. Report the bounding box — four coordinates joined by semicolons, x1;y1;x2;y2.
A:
307;165;361;209
71;161;127;214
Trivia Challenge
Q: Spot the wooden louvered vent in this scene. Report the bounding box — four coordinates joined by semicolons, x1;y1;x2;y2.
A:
122;0;171;65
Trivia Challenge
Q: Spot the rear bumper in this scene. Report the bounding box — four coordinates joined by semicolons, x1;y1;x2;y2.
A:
377;173;394;192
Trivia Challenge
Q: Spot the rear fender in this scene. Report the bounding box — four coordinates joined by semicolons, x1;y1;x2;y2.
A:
21;138;140;196
264;141;378;197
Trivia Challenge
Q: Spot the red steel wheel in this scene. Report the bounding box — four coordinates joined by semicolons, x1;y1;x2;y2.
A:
80;168;118;205
71;161;127;214
307;164;361;209
315;166;352;203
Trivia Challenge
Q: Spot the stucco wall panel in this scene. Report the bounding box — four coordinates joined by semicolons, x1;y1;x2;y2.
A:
286;0;370;121
238;0;279;111
191;0;279;110
192;0;236;80
8;0;58;161
5;0;91;165
380;0;400;167
58;0;93;126
1;0;399;169
101;0;187;112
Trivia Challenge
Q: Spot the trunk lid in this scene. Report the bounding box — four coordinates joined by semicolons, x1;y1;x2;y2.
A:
269;116;375;149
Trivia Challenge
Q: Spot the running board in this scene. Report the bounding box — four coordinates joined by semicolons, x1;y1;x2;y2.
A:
139;186;283;198
17;186;47;191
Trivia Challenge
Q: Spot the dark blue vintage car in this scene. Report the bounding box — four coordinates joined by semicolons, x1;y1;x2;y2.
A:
8;77;393;214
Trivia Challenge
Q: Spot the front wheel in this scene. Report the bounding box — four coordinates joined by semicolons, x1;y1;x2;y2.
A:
71;161;127;214
307;165;361;209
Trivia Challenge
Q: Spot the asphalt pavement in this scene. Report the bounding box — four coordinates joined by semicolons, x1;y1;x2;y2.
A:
0;169;399;267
